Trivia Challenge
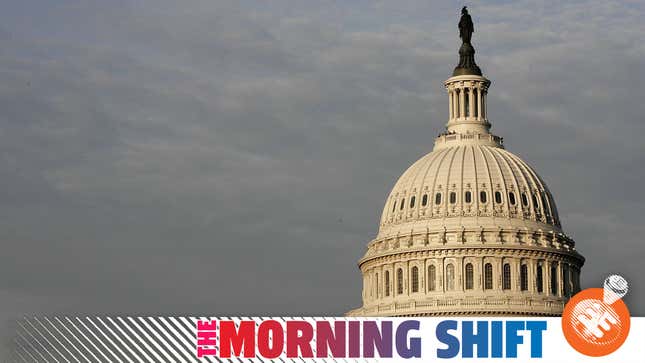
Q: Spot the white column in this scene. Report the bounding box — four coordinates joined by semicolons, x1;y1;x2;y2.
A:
477;86;482;120
449;90;454;120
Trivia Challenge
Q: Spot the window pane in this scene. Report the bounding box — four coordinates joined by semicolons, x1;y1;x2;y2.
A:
446;264;455;291
503;263;511;290
465;263;474;290
410;196;416;208
495;191;502;204
522;193;529;206
428;266;436;291
435;193;442;205
385;271;390;296
520;264;528;291
465;191;472;203
509;192;516;205
411;267;419;293
484;263;493;290
422;194;428;206
450;192;456;204
563;265;570;297
400;198;405;210
480;191;487;203
536;264;543;293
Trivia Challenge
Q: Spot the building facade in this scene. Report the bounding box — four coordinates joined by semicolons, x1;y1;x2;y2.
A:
347;9;585;316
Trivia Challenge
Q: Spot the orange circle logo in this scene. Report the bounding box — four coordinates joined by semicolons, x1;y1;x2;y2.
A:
562;287;630;357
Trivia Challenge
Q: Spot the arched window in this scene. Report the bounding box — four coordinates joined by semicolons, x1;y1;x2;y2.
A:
421;194;428;206
464;88;470;117
536;264;544;293
503;263;511;290
397;268;404;295
532;194;539;210
520;264;528;291
385;271;390;296
465;191;472;203
495;191;502;204
563;265;570;297
509;192;516;205
411;266;419;293
435;193;442;205
480;191;487;203
428;265;436;291
521;193;529;206
410;196;416;208
465;263;474;290
400;198;405;210
550;264;558;295
450;192;457;204
484;263;493;290
446;264;455;291
392;200;396;212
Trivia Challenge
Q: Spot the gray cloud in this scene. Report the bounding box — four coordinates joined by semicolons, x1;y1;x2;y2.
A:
0;0;643;357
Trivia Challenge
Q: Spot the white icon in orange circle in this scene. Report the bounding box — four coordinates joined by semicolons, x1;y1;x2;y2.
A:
562;275;630;357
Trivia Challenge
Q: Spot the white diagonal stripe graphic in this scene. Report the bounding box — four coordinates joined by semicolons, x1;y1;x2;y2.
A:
149;317;194;362
54;317;96;363
20;320;60;363
65;317;113;363
42;317;83;363
17;324;51;363
96;317;143;363
75;317;124;363
107;317;155;362
121;317;168;362
25;317;68;363
138;317;187;362
15;338;36;363
159;317;200;362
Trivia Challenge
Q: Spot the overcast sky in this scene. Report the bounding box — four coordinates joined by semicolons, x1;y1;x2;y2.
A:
0;0;644;356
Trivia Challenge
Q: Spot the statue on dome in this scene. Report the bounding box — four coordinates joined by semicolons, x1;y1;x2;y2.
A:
458;6;474;44
453;6;481;76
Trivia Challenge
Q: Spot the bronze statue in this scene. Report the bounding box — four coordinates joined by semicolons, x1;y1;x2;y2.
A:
458;6;474;44
453;6;481;76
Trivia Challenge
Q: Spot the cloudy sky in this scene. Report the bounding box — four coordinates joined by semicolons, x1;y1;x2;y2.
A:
0;0;644;355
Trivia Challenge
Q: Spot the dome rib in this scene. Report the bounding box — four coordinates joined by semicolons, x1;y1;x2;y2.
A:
488;147;523;218
482;146;509;216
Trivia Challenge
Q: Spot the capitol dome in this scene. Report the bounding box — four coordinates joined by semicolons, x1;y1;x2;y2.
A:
347;9;584;316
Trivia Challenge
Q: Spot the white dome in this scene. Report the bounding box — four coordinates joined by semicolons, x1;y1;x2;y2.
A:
379;142;561;241
348;68;584;317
